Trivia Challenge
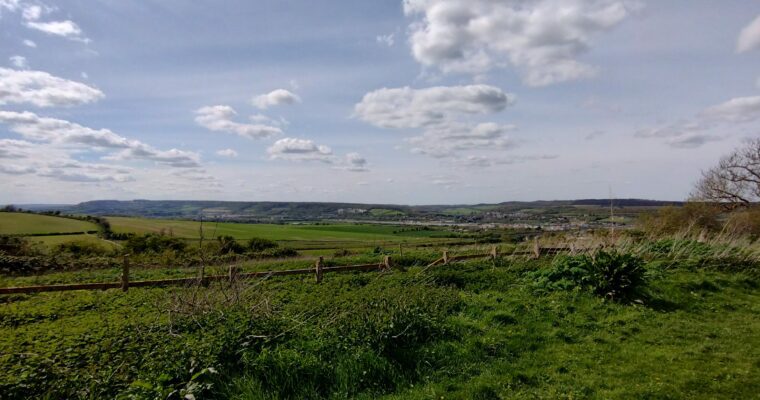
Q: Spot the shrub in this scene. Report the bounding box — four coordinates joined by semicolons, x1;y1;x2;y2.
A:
532;251;647;301
246;237;278;252
217;235;244;254
724;207;760;240
53;240;111;257
0;236;34;256
124;233;187;254
638;202;721;236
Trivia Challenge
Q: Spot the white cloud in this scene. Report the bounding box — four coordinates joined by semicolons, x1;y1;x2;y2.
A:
407;121;517;157
356;84;517;160
9;55;27;69
634;96;760;148
0;67;104;107
25;20;86;41
21;4;40;20
700;95;760;123
22;39;36;48
216;148;238;158
737;15;760;53
376;33;394;47
195;105;282;139
0;110;201;167
403;0;640;85
354;84;513;129
0;138;33;159
267;137;334;163
453;154;558;168
343;152;368;172
252;89;301;109
666;133;722;149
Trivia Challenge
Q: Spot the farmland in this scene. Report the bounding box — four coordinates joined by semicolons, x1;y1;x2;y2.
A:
0;213;98;236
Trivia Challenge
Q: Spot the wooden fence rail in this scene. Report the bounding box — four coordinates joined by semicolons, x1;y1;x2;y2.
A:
0;241;591;295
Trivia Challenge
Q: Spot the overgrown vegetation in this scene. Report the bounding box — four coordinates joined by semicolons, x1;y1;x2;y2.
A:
531;250;647;301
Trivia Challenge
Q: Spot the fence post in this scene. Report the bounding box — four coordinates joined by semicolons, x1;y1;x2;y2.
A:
533;238;540;259
121;255;130;292
315;256;324;283
569;242;576;255
228;265;239;282
442;250;449;265
491;245;498;260
399;243;404;257
383;255;392;271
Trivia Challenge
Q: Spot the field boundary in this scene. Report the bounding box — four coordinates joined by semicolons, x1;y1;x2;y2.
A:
0;241;587;295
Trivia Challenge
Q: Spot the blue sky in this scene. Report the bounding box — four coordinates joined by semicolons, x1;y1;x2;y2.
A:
1;0;759;204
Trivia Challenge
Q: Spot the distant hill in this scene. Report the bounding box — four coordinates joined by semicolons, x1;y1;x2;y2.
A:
18;198;680;222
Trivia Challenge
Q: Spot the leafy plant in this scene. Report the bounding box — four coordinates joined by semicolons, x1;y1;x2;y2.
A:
532;250;647;301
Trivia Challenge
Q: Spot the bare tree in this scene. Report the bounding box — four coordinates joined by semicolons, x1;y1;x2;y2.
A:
691;138;760;209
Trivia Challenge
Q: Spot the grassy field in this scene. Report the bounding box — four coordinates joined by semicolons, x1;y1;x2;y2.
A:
0;251;758;399
106;216;463;250
0;213;97;235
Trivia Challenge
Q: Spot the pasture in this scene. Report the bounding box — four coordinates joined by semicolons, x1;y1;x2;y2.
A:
0;213;97;235
0;247;758;399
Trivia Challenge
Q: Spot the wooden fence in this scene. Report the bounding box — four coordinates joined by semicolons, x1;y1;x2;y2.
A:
0;240;585;295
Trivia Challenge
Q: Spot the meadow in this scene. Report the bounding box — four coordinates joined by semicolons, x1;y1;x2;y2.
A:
2;210;760;399
0;241;758;399
0;213;98;236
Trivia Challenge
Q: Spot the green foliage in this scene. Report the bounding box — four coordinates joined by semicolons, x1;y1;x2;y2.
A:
246;237;278;252
532;251;647;301
124;233;187;254
217;235;245;254
52;240;112;257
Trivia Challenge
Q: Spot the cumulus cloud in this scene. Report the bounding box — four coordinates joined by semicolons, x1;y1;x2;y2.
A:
216;148;238;158
0;110;201;167
22;39;36;47
267;137;333;163
9;55;27;69
634;96;760;148
354;84;513;129
252;89;301;109
0;67;104;107
403;0;640;85
343;152;368;172
0;138;33;159
195;105;282;139
737;15;760;53
407;122;517;157
356;84;518;159
700;96;760;123
0;163;35;175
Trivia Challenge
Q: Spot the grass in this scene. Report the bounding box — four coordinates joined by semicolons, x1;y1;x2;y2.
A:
1;244;758;399
0;213;98;235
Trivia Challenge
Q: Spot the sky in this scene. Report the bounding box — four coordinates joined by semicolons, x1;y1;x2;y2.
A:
0;0;759;205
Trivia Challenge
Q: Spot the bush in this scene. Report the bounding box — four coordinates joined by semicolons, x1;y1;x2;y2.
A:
724;207;760;240
246;237;278;252
532;251;647;301
638;202;721;236
0;236;35;256
217;235;244;254
124;233;187;254
53;240;111;257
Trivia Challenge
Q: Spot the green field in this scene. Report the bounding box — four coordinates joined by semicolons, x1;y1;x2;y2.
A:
0;213;97;235
1;250;758;399
106;216;458;248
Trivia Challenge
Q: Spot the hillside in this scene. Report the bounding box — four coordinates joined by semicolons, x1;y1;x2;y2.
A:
24;199;682;222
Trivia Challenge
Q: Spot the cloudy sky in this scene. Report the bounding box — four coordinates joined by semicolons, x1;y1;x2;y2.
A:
1;0;759;205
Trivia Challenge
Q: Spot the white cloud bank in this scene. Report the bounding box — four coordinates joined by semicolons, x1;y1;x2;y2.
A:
195;105;282;139
0;67;104;107
355;84;518;158
267;137;333;163
252;89;301;109
0;110;200;167
354;84;513;128
403;0;640;85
